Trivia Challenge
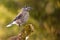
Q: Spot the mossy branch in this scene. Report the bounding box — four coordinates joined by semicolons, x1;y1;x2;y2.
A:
8;24;34;40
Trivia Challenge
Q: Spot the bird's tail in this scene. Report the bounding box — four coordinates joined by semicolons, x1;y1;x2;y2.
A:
6;21;16;27
6;23;13;27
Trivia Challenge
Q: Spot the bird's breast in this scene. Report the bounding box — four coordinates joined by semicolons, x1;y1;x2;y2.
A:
21;12;29;23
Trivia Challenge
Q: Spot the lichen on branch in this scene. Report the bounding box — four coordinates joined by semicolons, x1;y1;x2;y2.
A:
8;24;34;40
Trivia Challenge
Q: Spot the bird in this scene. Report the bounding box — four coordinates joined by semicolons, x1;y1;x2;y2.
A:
6;7;31;27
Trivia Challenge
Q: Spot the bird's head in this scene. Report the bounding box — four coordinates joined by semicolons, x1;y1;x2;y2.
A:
23;7;32;11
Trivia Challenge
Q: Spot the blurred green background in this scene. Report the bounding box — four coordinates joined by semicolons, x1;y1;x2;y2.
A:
0;0;60;40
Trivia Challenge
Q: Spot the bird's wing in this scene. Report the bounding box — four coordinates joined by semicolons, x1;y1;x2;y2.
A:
13;8;24;21
13;13;23;21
